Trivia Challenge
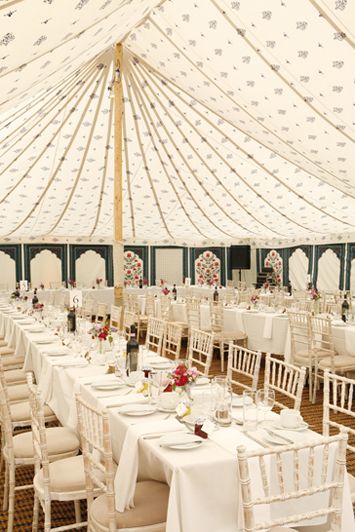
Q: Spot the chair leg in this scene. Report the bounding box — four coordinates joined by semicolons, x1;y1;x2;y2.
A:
3;460;9;511
32;493;40;532
7;464;15;532
74;500;82;523
44;499;51;532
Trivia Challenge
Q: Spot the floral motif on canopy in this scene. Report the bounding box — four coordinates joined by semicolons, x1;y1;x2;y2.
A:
195;251;220;285
124;250;143;286
264;249;283;285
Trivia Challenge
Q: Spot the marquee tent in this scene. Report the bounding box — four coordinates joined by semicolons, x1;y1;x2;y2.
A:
0;0;354;248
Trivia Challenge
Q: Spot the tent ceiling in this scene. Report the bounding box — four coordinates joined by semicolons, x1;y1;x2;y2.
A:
0;0;354;247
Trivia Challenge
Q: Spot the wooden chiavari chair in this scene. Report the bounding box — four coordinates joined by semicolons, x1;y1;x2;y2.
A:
75;394;169;531
187;328;214;377
323;370;355;502
162;322;182;360
237;430;348;532
145;317;165;356
28;375;88;532
264;353;306;411
227;344;261;394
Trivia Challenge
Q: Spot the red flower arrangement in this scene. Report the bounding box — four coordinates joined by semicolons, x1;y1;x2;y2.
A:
68;279;76;288
34;303;44;311
162;287;170;295
171;363;198;389
96;277;103;286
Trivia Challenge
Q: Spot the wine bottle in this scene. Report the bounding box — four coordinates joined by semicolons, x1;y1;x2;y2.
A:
172;284;177;300
67;307;76;332
341;293;349;323
32;288;39;307
126;324;139;375
213;286;219;302
139;278;143;289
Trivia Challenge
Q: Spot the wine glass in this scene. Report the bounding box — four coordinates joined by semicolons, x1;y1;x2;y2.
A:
256;389;275;423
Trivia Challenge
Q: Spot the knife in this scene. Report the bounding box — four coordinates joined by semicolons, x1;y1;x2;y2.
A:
244;431;269;448
264;428;293;444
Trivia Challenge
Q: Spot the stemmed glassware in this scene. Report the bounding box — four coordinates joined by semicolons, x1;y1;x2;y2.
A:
255;388;275;423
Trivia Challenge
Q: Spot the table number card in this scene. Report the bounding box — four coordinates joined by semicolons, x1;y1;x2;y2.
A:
19;280;28;291
69;289;82;309
184;277;191;287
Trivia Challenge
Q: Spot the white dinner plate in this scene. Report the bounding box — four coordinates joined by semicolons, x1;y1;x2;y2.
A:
34;339;58;345
157;405;176;413
117;404;156;416
268;420;309;432
159;433;204;450
26;328;45;333
195;377;210;386
46;351;69;357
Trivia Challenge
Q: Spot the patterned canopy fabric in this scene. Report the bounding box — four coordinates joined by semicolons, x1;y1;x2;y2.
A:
0;0;354;247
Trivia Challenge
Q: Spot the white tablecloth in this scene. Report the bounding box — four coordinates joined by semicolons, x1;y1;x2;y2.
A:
1;305;353;532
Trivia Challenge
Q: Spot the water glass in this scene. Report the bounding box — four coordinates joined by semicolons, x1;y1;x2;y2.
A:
243;391;258;431
256;389;275;422
214;389;232;426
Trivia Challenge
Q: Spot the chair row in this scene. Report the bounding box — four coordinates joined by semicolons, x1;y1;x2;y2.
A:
288;311;355;402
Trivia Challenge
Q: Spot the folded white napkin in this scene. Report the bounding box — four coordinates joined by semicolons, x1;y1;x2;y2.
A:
263;314;273;339
101;393;149;408
114;418;183;512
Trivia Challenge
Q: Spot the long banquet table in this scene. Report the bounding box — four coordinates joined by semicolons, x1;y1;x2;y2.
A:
1;305;354;532
24;287;114;312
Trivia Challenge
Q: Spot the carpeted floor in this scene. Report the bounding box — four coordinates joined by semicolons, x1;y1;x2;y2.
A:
0;352;353;531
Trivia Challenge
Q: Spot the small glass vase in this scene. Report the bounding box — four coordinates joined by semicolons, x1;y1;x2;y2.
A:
176;384;193;403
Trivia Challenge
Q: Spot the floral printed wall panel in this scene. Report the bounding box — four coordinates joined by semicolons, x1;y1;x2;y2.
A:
195;250;220;286
124;250;144;286
264;249;283;286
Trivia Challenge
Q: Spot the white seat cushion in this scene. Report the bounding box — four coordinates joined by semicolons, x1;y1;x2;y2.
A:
10;401;55;423
11;427;79;459
34;455;86;493
7;383;28;403
90;481;169;530
319;355;355;370
4;368;26;384
2;355;25;368
34;455;114;494
0;347;15;356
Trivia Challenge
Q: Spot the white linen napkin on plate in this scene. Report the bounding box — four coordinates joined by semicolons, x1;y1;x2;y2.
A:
114;418;183;512
263;314;274;339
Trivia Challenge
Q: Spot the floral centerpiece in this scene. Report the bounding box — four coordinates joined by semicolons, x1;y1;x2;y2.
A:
68;279;76;288
39;283;45;290
89;324;113;354
96;277;103;287
166;362;198;399
162;287;170;295
250;294;259;306
34;303;44;311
